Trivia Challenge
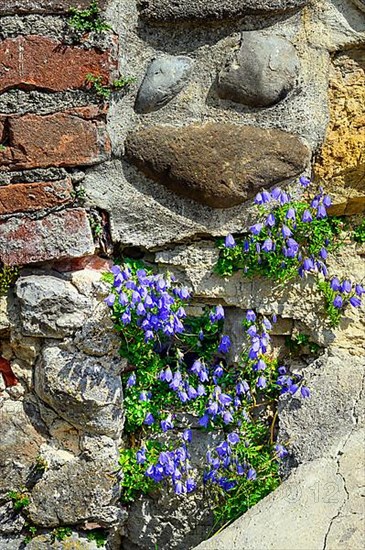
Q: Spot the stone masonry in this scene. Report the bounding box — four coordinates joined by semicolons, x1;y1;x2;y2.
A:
0;1;364;549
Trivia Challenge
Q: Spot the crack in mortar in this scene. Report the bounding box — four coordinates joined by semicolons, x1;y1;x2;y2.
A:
323;365;365;550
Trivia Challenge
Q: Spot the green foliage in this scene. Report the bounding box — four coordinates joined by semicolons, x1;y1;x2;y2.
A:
317;280;342;328
7;490;30;511
212;422;280;528
0;265;19;296
119;440;165;503
0;144;6;152
51;527;73;542
23;523;38;544
353;217;365;244
216;202;343;282
285;333;321;355
86;529;108;548
71;185;86;205
68;0;111;33
118;308;222;434
104;260;286;529
85;73;135;100
34;455;48;473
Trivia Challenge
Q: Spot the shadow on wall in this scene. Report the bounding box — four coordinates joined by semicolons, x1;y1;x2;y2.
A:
135;11;298;55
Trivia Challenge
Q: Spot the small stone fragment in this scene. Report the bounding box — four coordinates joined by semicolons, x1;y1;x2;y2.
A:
217;33;300;107
16;274;90;338
135;55;193;114
125;123;310;208
137;0;309;22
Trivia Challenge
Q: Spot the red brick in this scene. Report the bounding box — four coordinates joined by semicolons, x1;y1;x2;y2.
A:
0;179;73;216
0;36;117;94
51;255;112;272
0;209;95;266
0;1;106;15
0;357;18;388
0;110;110;171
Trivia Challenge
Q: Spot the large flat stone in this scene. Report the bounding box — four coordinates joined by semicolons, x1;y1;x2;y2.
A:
279;349;365;464
137;0;309;22
125;123;310;208
194;456;345;550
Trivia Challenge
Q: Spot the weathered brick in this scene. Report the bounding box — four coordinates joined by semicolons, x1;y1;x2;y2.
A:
0;36;117;94
0;209;95;266
0;110;110;171
0;179;73;216
0;1;106;15
51;255;112;272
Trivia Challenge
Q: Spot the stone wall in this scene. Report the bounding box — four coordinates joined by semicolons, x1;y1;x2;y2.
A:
0;1;364;549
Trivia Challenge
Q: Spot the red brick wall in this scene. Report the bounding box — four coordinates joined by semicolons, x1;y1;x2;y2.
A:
0;0;116;266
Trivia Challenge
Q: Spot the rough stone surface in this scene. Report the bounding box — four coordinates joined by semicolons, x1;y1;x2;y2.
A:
0;297;10;334
0;178;73;216
26;533;101;549
34;343;124;437
352;0;365;13
0;36;117;93
0;1;106;14
16;274;90;338
0;209;95;266
0;399;47;493
314;49;365;215
0;110;111;171
28;458;120;527
156;240;365;346
217;32;300;107
135;55;193;114
125;123;310;208
0;503;25;535
279;349;365;464
123;490;213;550
137;0;309;21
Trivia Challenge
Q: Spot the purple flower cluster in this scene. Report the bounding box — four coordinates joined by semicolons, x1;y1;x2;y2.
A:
104;265;191;342
330;278;364;309
134;304;302;498
142;431;196;495
204;434;257;490
225;182;333;279
276;365;310;398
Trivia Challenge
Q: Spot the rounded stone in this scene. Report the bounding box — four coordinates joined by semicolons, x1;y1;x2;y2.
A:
135;55;193;114
217;33;300;107
137;0;310;22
